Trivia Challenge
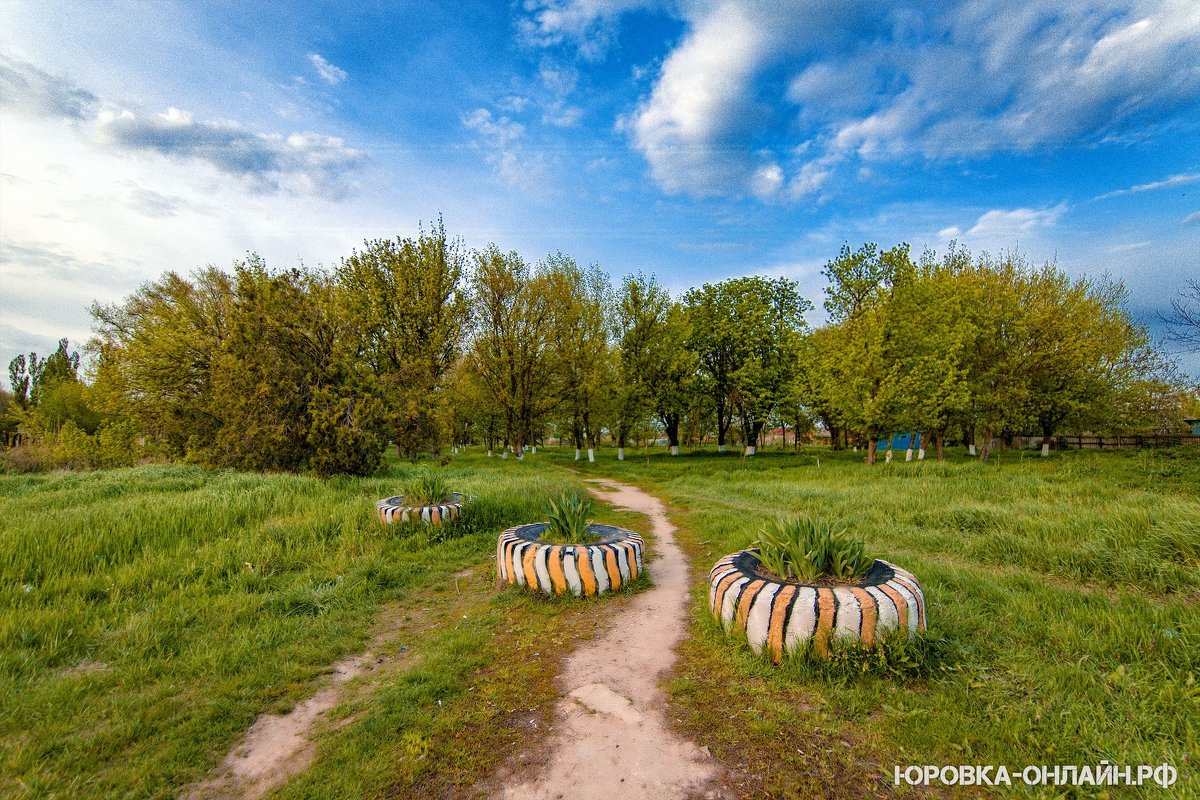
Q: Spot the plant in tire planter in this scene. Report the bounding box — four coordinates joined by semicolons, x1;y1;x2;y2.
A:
376;469;465;525
708;517;925;663
496;492;644;597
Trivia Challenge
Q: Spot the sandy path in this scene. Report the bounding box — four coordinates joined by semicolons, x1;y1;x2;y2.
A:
497;478;718;800
179;650;374;800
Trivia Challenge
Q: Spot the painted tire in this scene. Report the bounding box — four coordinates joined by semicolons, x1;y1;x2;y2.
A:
496;523;644;597
376;492;465;525
708;550;926;663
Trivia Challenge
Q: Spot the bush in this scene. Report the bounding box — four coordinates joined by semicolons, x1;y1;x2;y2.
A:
541;492;601;544
754;516;873;582
403;467;451;505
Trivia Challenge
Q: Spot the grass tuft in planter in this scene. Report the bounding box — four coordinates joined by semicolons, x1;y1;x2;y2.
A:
540;492;603;544
754;517;873;583
405;468;452;505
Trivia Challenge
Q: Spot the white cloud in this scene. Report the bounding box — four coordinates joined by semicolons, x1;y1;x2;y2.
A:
1183;211;1200;224
1095;172;1200;200
307;53;347;85
520;0;1200;199
750;162;784;198
462;108;550;191
0;53;96;119
94;107;364;197
627;2;772;196
543;103;584;127
967;205;1067;238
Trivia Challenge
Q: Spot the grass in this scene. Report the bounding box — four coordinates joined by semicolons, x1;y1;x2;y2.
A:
4;443;1197;798
753;516;873;582
551;443;1200;798
0;453;647;799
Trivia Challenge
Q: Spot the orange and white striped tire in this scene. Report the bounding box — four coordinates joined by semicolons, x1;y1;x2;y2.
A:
376;493;465;525
708;550;926;663
496;523;645;597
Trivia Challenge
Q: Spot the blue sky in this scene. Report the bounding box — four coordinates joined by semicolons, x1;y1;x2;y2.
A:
1;0;1198;377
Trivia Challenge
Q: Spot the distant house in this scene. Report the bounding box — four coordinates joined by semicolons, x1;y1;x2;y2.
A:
1186;419;1200;436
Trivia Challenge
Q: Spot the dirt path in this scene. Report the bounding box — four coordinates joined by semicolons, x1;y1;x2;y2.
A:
496;478;719;800
180;569;477;800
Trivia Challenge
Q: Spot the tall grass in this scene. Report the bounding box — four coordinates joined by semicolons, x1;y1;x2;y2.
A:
0;456;585;798
556;444;1200;797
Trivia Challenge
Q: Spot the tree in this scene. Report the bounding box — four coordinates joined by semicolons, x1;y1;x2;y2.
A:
1160;279;1200;353
465;245;560;458
685;276;810;455
90;268;234;458
336;219;468;459
818;243;913;465
544;254;612;462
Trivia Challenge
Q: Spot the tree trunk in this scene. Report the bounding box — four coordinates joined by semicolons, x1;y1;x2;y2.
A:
866;438;877;466
935;429;945;462
979;428;992;462
1040;423;1053;457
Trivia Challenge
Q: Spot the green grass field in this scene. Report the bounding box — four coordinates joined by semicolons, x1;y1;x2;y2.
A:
2;445;1197;798
556;444;1200;797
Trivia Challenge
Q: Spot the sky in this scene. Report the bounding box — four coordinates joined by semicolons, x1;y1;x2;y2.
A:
1;0;1198;378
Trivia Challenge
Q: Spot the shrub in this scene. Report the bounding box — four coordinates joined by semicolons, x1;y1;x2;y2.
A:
404;468;451;505
541;492;601;544
754;516;873;582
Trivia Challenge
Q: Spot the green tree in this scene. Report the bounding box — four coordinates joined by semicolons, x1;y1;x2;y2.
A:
465;245;560;459
544;254;612;462
818;243;914;465
336;219;467;459
90;268;234;458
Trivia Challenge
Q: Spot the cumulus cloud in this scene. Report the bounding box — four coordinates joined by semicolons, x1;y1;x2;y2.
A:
0;53;97;119
625;2;773;196
519;0;1200;199
308;53;347;85
93;107;364;196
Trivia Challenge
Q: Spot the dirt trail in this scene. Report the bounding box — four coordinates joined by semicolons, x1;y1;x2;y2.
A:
180;568;476;800
179;650;373;800
496;478;718;800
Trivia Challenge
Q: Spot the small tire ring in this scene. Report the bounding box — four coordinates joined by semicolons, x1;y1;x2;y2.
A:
497;523;644;597
708;550;926;662
376;493;465;525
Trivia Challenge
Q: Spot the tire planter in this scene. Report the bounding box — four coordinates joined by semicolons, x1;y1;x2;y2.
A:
496;523;644;597
708;550;926;663
376;493;465;525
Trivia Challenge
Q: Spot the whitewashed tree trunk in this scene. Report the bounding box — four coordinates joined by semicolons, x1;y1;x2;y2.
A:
918;448;926;460
531;446;537;454
501;449;508;459
745;445;755;456
487;448;493;458
617;447;625;460
517;450;524;460
587;448;595;463
968;444;977;456
670;445;679;456
574;448;581;461
885;449;893;463
905;447;913;462
1041;442;1051;457
718;444;726;453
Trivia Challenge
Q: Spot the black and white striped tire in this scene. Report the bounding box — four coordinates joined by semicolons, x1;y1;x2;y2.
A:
376;492;465;525
496;523;644;597
708;550;926;663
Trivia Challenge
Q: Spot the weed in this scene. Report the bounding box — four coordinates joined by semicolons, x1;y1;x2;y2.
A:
753;516;873;582
403;468;452;506
540;492;601;544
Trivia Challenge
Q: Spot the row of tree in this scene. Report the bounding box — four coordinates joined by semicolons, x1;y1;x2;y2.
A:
2;221;1195;475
